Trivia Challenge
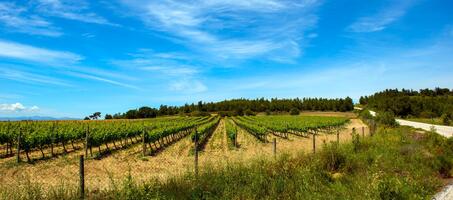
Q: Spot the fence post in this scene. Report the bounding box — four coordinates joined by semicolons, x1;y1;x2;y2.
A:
85;125;89;158
312;131;316;154
79;155;85;199
142;127;146;156
194;133;199;177
16;126;21;163
272;138;276;157
336;129;340;144
362;127;365;138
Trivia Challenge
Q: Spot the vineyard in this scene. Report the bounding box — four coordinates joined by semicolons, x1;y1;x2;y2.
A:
0;114;362;197
0;115;350;163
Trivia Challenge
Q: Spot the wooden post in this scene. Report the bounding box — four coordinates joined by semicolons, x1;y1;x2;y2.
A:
362;127;365;138
312;131;316;154
16;127;21;163
194;133;199;177
85;125;89;158
79;155;85;199
142;127;146;156
272;138;276;157
336;129;340;144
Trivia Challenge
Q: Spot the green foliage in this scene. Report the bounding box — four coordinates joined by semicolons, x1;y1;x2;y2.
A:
441;113;451;125
190;110;211;117
358;109;373;120
361;88;453;118
289;108;300;115
375;111;398;127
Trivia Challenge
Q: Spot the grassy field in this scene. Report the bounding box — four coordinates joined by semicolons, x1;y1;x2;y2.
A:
1;126;451;199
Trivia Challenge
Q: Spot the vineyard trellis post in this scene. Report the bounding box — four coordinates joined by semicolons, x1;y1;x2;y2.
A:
194;131;199;178
234;126;238;148
272;138;276;157
16;126;21;163
79;155;85;199
362;127;365;138
336;129;340;144
142;126;146;157
85;124;89;158
312;130;316;154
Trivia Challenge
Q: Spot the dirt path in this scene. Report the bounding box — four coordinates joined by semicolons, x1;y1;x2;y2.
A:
367;110;452;137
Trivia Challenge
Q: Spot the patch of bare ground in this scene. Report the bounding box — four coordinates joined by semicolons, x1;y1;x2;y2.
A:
0;115;368;192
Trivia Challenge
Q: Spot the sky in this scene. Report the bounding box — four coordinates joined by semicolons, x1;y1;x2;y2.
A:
0;0;453;118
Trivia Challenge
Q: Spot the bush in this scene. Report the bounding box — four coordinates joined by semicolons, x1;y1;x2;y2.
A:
218;111;236;117
244;109;256;116
290;108;300;115
376;112;398;127
441;113;451;125
358;109;373;120
190;111;211;117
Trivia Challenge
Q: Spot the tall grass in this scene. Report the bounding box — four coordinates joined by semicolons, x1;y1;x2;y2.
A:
1;127;452;200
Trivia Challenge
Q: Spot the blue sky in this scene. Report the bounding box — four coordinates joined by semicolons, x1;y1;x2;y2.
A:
0;0;452;118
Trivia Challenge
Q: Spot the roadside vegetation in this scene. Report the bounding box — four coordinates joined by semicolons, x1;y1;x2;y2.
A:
1;126;451;200
359;88;453;120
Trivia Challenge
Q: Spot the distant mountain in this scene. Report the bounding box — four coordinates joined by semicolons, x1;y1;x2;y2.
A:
0;116;80;121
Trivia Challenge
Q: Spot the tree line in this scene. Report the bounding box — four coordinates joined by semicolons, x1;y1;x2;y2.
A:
103;97;354;119
360;88;453;118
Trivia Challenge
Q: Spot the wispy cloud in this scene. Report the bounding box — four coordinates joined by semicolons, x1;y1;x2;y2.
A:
120;0;319;62
0;40;82;65
0;2;62;37
36;0;118;26
169;79;207;93
348;0;415;33
0;67;72;87
112;49;200;77
63;71;140;90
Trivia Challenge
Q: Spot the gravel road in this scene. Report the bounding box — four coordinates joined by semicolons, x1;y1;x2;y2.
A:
367;110;453;138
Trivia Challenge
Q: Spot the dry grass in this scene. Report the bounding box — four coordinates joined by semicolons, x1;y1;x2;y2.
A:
0;115;368;193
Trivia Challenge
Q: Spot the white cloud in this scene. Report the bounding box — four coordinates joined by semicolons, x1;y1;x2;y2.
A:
0;103;25;111
0;40;82;65
30;105;40;111
36;0;117;26
63;71;140;90
141;66;198;76
119;0;320;61
0;67;72;87
0;2;62;36
348;0;415;33
0;103;40;112
112;49;200;77
169;79;207;93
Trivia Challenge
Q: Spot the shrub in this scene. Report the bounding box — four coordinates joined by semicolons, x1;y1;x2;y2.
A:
441;113;451;125
190;111;211;117
358;109;373;120
290;108;300;115
244;109;256;116
376;111;398;127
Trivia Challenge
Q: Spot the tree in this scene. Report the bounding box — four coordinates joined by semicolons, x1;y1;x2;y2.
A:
105;114;113;120
89;112;101;120
83;117;90;120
